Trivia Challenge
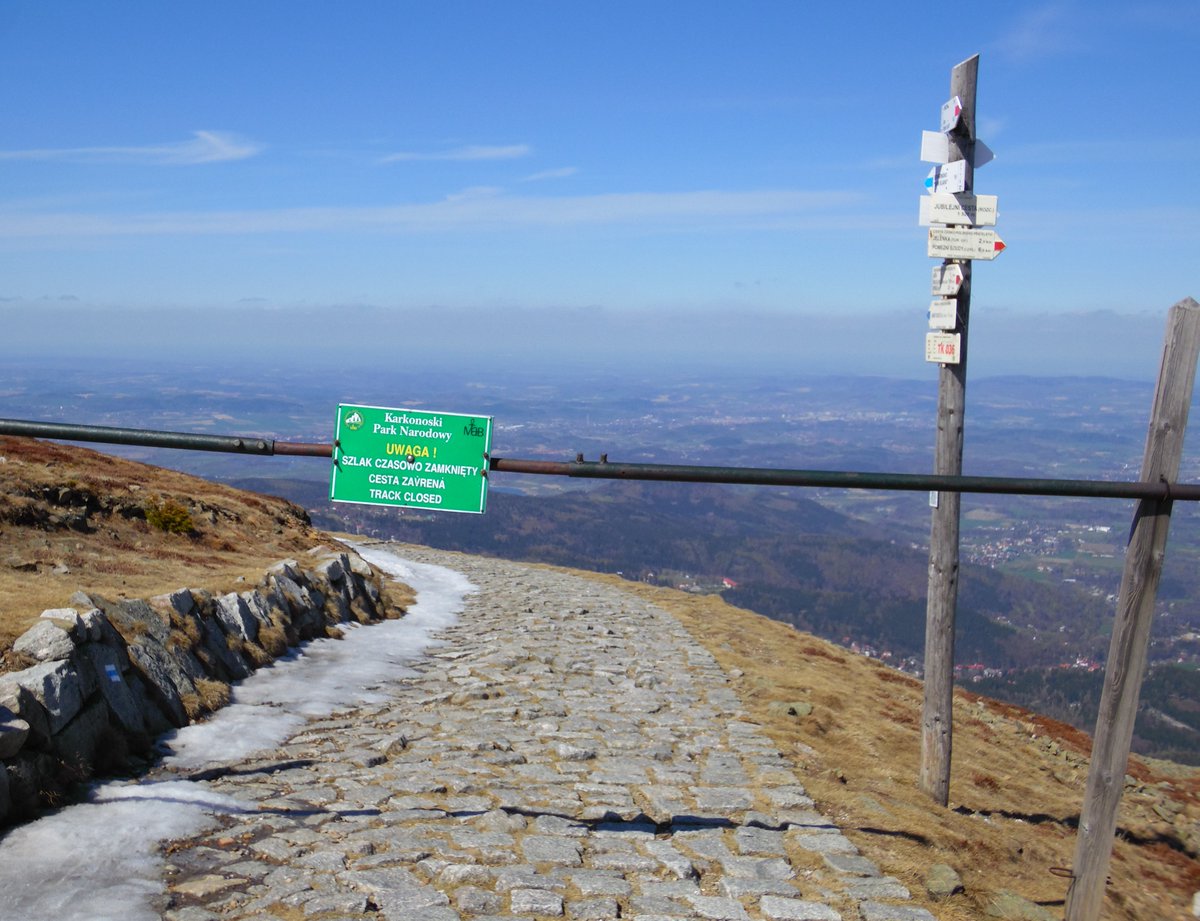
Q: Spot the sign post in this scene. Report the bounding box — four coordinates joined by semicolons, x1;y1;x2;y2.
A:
330;404;493;514
920;53;981;808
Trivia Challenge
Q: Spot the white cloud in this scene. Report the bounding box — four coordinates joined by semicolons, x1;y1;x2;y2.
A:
522;166;579;182
0;188;865;238
380;143;532;163
0;130;262;165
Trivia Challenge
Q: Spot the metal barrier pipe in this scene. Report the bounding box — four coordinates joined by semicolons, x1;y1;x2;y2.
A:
488;456;1200;501
0;418;275;455
4;416;1199;501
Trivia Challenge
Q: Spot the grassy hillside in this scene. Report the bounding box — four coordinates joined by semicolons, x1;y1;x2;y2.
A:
0;436;327;664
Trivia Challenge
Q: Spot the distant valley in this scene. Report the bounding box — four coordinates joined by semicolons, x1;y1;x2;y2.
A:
4;358;1199;762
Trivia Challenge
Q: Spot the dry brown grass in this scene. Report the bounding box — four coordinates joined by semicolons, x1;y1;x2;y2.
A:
0;436;331;666
576;577;1200;921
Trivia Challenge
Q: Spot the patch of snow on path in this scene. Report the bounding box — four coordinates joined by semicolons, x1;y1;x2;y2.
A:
0;547;473;921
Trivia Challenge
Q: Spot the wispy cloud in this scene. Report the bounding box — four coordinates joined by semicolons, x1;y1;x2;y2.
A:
522;166;578;182
0;131;262;165
992;2;1086;61
380;143;532;163
0;188;864;238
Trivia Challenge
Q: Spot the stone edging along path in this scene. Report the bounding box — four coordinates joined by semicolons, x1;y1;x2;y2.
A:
0;544;400;825
148;544;937;921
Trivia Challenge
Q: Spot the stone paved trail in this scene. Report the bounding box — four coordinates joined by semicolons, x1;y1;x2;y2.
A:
154;546;936;921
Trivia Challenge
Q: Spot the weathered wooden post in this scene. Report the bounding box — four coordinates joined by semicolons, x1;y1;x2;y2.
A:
919;54;978;807
1065;297;1200;921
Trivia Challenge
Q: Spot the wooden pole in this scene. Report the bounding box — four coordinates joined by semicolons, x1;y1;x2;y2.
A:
1065;297;1200;921
920;54;978;806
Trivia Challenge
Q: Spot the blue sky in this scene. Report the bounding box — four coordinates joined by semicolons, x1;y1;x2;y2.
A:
1;2;1197;376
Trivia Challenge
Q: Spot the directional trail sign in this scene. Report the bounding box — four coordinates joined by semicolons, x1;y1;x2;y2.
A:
927;227;1006;261
928;298;958;330
919;193;998;227
924;161;967;195
920;131;994;168
330;404;493;514
931;264;965;295
940;95;962;133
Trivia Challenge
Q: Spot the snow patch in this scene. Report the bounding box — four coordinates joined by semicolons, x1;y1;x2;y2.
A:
0;547;472;921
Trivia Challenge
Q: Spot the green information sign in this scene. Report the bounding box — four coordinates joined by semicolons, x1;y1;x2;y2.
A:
330;404;493;514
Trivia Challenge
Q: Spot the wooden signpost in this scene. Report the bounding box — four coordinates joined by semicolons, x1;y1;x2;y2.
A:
920;53;991;807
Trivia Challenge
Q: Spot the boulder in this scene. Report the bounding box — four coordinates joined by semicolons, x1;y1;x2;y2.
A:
151;588;196;619
0;706;30;759
8;659;85;735
79;643;146;736
125;642;191;727
40;607;84;634
0;678;49;744
13;620;76;663
214;592;259;643
53;698;110;771
96;597;171;648
196;617;252;682
926;863;964;899
984;889;1058;921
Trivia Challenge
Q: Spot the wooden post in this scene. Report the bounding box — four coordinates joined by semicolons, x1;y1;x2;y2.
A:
920;54;978;806
1065;297;1200;921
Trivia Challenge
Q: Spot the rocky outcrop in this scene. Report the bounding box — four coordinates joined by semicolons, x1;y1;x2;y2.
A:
0;545;401;825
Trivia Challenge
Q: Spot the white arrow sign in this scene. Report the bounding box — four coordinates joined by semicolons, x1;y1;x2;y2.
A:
925;161;966;195
940;95;962;133
931;264;965;295
919;193;998;227
928;227;1006;261
920;131;995;167
928;298;958;330
926;331;962;364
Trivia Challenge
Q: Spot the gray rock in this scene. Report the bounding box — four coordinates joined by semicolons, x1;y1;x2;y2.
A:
126;643;190;727
689;894;752;919
454;885;503;914
859;904;936;921
151;589;196;618
197;617;252;681
78;608;108;642
13;620;76;662
0;678;49;742
214;592;259;642
983;889;1058;921
104;598;171;647
0;707;30;759
53;698;110;768
8;659;84;734
510;888;564;916
926;863;964;900
315;556;345;584
760;896;841;920
847;877;910;900
40;608;84;634
80;642;147;736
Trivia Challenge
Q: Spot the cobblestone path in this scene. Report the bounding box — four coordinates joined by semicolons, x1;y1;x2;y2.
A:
155;546;935;921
